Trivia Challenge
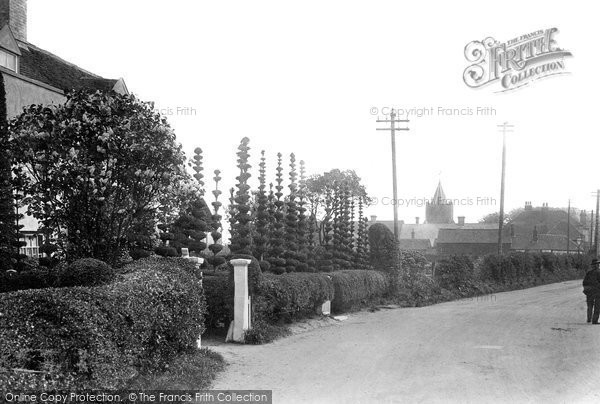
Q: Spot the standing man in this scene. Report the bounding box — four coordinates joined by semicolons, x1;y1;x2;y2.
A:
583;259;600;324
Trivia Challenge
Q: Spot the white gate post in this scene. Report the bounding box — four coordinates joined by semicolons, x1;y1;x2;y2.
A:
227;258;251;342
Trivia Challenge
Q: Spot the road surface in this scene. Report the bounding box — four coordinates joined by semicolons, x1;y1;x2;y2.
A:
208;280;600;403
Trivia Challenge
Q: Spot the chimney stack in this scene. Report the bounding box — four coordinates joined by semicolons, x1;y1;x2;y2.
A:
0;0;27;42
370;215;377;222
457;216;465;226
415;217;420;225
524;201;532;211
411;229;415;239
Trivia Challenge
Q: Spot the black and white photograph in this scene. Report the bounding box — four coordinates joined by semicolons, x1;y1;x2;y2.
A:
0;1;598;403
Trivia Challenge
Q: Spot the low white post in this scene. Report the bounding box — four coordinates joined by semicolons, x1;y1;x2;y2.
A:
227;258;251;342
321;300;331;316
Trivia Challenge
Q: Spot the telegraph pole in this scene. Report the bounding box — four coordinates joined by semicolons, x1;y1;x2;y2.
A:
594;189;600;258
376;109;409;241
497;122;513;255
590;210;595;254
567;199;570;254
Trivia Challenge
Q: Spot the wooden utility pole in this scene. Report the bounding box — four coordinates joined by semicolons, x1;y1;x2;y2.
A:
567;199;570;254
594;189;600;258
376;109;409;242
590;210;595;254
497;122;513;255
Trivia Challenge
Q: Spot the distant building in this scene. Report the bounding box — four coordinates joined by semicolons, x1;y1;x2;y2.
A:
436;228;510;256
1;0;128;257
507;202;586;254
370;181;495;258
369;182;587;259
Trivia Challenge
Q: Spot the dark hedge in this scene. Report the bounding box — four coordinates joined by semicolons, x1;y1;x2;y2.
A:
1;258;114;293
0;257;206;389
330;270;390;312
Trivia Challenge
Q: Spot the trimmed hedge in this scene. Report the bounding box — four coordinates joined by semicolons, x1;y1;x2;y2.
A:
1;258;114;293
58;258;115;287
0;256;206;389
330;270;390;312
203;273;232;330
255;273;334;323
477;252;590;284
434;255;475;291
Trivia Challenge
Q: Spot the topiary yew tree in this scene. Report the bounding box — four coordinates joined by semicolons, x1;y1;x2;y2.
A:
8;90;189;265
267;153;287;274
229;137;252;255
171;148;210;256
253;151;270;261
208;169;225;267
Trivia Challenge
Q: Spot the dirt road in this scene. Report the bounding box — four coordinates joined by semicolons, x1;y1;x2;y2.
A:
208;280;600;403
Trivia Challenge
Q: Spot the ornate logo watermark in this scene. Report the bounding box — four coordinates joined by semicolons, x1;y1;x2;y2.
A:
463;28;572;92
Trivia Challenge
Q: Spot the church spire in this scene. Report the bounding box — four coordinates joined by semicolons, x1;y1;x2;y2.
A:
432;181;446;205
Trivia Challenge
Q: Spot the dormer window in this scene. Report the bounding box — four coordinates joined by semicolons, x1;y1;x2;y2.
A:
0;48;17;72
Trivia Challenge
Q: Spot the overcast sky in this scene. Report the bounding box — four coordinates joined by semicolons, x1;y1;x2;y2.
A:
27;0;600;223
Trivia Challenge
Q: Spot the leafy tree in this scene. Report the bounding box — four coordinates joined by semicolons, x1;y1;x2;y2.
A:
479;208;524;224
306;169;370;245
369;223;400;271
8;90;188;264
0;72;22;269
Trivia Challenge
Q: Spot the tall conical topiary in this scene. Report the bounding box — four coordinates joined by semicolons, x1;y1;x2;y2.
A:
284;153;306;272
356;196;369;269
229;137;253;255
298;160;313;270
192;147;205;191
171;147;209;257
208;169;225;267
253;150;270;261
267;152;286;274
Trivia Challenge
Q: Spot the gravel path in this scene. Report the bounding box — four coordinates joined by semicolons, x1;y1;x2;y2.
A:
207;280;600;403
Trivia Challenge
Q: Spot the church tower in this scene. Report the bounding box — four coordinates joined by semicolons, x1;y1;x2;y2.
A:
425;181;454;224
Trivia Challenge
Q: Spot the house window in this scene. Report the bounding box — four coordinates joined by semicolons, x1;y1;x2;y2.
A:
19;234;41;258
0;49;18;72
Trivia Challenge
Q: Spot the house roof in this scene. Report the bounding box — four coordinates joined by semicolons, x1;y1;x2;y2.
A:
437;228;509;244
511;234;579;252
399;238;431;250
17;42;123;93
507;207;582;239
371;221;498;243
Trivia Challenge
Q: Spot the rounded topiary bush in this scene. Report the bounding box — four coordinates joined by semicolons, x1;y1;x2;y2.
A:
58;258;115;287
155;246;178;257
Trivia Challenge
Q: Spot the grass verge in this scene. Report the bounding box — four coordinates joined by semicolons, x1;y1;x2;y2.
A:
127;348;225;389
